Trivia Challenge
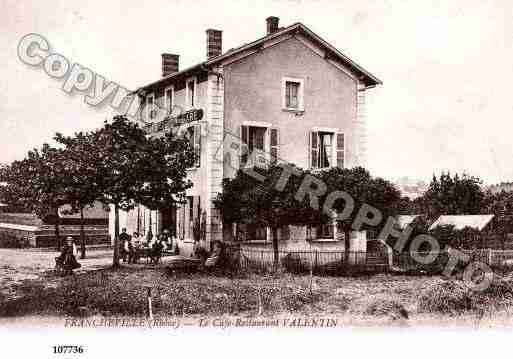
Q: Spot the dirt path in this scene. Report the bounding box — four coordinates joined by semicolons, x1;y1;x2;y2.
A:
0;248;113;300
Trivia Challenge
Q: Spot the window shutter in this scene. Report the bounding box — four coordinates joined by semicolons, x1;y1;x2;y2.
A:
310;131;319;169
240;125;248;168
193;196;200;223
270;128;279;165
194;124;201;167
181;204;186;240
336;133;345;168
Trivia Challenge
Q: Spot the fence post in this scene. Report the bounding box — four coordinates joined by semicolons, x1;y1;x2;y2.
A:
488;248;493;266
386;246;393;268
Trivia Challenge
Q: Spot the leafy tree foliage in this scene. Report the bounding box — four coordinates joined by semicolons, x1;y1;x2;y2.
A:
1;116;195;265
55;132;105;258
82;115;195;266
419;172;485;220
0;144;68;248
215;165;320;265
215;165;401;264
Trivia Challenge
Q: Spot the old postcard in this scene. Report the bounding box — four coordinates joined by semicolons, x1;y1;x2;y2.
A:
1;0;513;357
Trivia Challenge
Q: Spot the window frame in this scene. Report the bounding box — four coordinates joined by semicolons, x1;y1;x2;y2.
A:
186;77;196;109
310;129;344;170
146;93;155;121
185;124;201;168
282;77;304;112
240;122;272;169
164;85;174;115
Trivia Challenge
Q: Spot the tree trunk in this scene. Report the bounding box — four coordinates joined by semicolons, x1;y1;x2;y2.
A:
113;204;120;267
54;207;61;251
344;229;351;264
272;226;279;268
80;207;86;259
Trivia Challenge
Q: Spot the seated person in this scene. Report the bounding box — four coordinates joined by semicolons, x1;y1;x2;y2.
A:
56;237;81;275
170;235;179;255
129;232;141;264
151;234;165;263
119;228;130;263
204;240;224;268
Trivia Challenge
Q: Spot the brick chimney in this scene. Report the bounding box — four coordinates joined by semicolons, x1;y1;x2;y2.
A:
266;16;280;35
161;53;179;77
206;29;222;59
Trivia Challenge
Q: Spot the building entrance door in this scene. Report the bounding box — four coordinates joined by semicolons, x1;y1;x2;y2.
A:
160;207;176;236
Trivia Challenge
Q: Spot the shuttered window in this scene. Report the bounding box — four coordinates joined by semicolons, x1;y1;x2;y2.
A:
165;87;173;114
146;93;155;120
270;128;279;165
310;132;319;168
336;133;345;168
285;81;299;108
240;125;268;168
186;125;201;167
193;124;201;167
240;125;248;168
310;131;342;169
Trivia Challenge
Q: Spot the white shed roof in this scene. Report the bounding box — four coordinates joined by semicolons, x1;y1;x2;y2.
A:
429;215;494;231
397;215;420;228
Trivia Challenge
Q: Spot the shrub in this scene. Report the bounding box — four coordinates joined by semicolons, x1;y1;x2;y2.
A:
365;299;408;319
418;280;471;314
471;276;513;310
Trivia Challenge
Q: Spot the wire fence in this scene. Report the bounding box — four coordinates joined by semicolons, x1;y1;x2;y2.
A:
226;246;513;275
235;247;389;274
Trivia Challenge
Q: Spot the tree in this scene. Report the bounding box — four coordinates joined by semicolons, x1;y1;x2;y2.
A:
215;165;321;266
55;132;104;259
419;172;485;220
0;144;68;249
484;190;513;249
215;165;401;266
84;115;195;267
318;167;401;261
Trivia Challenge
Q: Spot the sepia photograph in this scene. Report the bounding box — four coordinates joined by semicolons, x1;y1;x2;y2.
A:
1;0;512;357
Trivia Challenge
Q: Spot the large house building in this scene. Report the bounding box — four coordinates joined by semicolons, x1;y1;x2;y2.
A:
110;17;381;256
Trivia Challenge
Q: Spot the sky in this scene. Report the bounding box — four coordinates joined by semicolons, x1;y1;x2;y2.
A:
1;0;512;185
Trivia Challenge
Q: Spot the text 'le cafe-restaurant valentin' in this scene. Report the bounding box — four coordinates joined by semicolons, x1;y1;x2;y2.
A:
109;16;382;257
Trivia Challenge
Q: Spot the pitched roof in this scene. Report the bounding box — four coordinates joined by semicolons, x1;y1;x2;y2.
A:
58;202;109;219
137;22;381;92
429;215;494;231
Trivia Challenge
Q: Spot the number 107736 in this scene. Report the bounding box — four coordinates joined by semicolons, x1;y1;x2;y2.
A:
53;346;84;354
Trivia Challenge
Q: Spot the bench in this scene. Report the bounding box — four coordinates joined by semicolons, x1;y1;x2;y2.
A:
167;258;201;274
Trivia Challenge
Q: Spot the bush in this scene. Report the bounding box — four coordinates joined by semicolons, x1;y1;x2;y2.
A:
365;299;408;319
418;280;471;314
471;277;513;310
418;277;513;314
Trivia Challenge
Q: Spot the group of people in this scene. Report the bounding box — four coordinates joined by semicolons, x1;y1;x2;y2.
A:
119;228;178;264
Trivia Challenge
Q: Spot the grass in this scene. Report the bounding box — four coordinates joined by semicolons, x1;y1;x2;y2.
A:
2;264;513;327
0;269;328;317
